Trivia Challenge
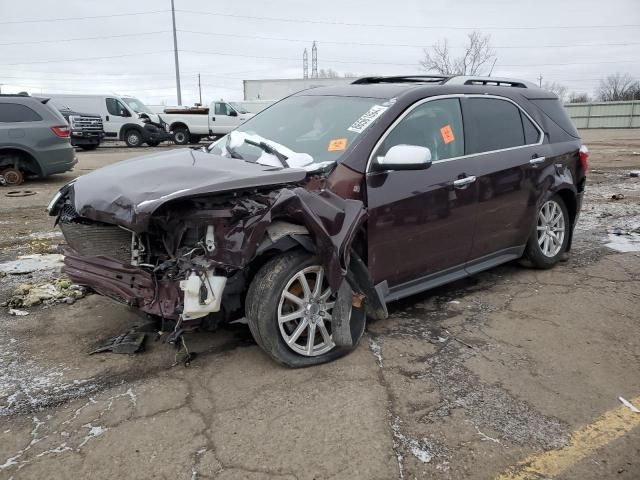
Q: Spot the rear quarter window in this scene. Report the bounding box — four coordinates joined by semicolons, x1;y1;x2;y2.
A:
0;103;43;122
530;98;579;138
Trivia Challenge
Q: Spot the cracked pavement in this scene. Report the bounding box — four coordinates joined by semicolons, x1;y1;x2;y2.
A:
1;131;639;479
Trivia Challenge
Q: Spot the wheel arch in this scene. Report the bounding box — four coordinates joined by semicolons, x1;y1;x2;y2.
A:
0;147;43;176
118;123;144;141
170;122;189;132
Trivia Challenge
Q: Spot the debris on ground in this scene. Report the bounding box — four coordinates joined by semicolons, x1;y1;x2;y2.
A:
8;308;29;316
5;190;37;198
0;254;64;275
619;397;640;413
630;171;640;178
610;193;625;200
89;331;147;355
4;278;88;308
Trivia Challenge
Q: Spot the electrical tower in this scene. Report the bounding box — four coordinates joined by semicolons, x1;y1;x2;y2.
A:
303;48;308;79
311;41;318;79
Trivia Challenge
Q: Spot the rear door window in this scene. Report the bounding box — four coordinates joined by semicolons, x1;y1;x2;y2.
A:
521;112;541;144
464;98;525;154
376;98;464;161
0;103;43;122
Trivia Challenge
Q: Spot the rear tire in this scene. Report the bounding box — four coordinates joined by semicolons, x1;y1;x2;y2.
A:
523;195;570;269
173;127;190;145
124;129;143;147
246;251;363;368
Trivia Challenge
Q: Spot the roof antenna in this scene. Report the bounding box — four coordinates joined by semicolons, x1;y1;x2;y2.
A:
488;59;497;77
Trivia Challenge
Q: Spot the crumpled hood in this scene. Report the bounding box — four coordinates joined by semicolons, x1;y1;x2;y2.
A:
70;148;307;231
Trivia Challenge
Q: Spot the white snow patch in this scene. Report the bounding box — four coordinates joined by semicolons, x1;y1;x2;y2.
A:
0;254;64;275
604;233;640;252
77;424;107;449
369;338;383;368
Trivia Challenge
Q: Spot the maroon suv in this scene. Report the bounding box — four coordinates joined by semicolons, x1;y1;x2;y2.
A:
48;75;587;367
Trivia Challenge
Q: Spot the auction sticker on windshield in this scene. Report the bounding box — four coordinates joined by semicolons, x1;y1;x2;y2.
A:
348;105;388;134
328;138;348;151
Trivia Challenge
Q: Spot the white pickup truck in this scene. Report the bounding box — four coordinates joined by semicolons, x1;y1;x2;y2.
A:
159;101;255;145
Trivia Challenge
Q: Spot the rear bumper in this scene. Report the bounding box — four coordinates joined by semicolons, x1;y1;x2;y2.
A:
63;253;181;319
38;144;77;176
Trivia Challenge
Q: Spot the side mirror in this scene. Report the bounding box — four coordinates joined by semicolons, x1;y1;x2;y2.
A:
374;145;432;171
228;110;238;117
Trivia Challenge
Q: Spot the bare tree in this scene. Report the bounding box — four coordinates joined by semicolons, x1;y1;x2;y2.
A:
317;68;341;79
597;73;640;101
420;31;496;76
542;82;568;101
567;92;591;103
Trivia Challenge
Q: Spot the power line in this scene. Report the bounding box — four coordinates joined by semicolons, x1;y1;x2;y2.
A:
182;49;640;68
0;31;171;46
178;29;640;50
176;9;640;30
0;51;172;66
0;10;169;25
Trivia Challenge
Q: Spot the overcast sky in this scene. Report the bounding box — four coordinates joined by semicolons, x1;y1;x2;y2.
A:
1;0;639;106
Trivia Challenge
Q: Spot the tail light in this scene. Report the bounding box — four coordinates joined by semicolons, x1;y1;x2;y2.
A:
579;145;589;173
51;126;70;138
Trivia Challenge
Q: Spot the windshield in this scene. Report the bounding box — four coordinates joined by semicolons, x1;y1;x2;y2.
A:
229;102;249;114
209;95;389;167
122;97;152;114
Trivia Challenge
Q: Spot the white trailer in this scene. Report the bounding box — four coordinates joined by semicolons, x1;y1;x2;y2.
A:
243;77;359;101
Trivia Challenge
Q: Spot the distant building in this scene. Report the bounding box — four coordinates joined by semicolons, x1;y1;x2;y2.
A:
243;77;359;101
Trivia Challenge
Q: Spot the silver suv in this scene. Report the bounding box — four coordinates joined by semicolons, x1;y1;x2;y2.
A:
0;94;77;185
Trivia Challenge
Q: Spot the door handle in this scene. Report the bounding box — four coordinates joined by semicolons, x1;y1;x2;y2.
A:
106;115;110;121
211;117;216;121
529;156;546;165
453;176;477;188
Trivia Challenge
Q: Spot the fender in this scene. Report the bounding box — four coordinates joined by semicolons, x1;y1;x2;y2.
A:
118;123;145;141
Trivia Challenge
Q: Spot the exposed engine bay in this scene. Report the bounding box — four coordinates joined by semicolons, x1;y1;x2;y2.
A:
51;182;370;331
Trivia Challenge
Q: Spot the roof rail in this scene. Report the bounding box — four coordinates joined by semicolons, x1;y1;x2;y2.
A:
443;76;536;88
351;75;451;85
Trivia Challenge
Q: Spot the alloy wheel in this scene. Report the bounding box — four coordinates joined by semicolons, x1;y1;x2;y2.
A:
536;200;566;257
277;266;337;357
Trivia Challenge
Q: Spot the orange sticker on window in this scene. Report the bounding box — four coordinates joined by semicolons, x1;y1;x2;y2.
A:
328;138;348;152
440;125;455;144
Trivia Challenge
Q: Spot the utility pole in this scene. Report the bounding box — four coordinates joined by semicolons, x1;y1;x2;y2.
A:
170;0;182;105
537;74;543;88
197;73;202;105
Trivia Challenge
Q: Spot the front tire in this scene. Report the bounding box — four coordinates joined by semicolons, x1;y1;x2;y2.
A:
246;251;363;368
523;195;570;269
124;129;143;147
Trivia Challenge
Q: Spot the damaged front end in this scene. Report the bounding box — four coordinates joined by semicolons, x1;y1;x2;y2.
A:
49;177;373;347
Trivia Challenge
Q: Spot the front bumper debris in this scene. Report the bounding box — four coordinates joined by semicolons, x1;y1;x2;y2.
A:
63;253;182;319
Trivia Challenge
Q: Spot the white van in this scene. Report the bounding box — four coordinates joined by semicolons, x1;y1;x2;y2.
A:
42;94;166;147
